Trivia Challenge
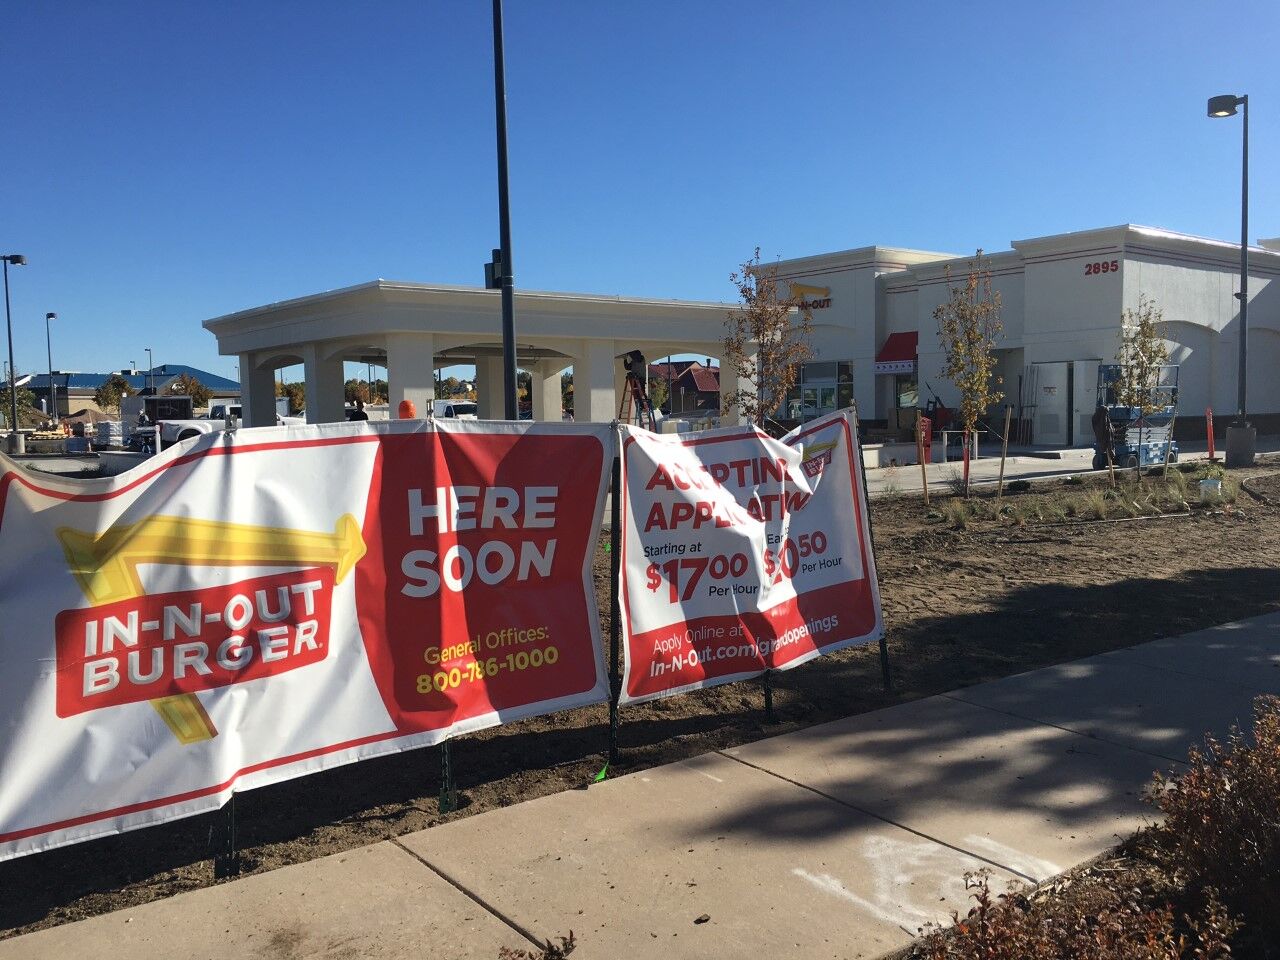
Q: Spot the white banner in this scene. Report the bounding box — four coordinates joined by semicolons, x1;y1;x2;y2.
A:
618;411;883;704
0;419;611;861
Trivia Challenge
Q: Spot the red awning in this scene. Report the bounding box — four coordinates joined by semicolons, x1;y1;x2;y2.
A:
876;332;918;364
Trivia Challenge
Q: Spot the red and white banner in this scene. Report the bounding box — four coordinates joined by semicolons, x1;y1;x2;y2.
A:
618;411;883;704
0;419;610;861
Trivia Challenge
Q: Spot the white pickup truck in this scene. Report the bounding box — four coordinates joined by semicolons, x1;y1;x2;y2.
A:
158;404;304;444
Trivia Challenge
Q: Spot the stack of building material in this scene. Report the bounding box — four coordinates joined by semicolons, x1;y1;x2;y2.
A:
95;421;125;448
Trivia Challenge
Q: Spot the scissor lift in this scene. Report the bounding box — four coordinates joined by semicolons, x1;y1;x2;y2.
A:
1092;363;1180;470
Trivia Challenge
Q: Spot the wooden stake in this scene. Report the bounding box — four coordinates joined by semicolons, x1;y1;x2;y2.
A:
916;410;930;507
996;404;1012;501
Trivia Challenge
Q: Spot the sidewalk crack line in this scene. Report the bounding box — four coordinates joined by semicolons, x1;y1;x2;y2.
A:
717;751;1040;883
391;838;544;949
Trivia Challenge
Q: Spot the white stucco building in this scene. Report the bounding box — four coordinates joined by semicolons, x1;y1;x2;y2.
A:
203;282;743;428
772;224;1280;443
203;224;1279;444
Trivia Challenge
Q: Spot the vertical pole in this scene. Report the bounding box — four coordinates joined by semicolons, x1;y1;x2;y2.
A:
961;427;971;497
1206;408;1216;460
762;668;777;723
492;0;518;420
439;740;457;813
1161;412;1178;478
3;260;17;451
212;794;240;879
851;402;891;692
915;410;929;507
45;314;55;421
1238;95;1248;421
608;451;621;766
996;405;1012;501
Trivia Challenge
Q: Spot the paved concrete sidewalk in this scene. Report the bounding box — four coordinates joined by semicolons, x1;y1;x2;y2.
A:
4;613;1278;960
862;434;1280;497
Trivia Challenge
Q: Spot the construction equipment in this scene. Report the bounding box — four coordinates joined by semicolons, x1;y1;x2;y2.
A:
618;350;659;431
1092;363;1180;470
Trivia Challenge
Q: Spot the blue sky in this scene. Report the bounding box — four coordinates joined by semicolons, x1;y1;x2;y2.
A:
2;0;1277;383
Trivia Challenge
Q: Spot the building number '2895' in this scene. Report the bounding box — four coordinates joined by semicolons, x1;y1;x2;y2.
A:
1084;260;1120;275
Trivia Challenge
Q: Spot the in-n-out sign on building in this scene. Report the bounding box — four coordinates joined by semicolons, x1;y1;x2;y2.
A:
204;223;1279;442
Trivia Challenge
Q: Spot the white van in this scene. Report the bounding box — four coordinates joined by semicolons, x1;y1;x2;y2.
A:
433;400;478;420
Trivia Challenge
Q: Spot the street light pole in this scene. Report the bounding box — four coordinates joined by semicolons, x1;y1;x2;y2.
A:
45;313;57;420
1208;92;1254;465
492;0;517;420
2;254;28;454
146;347;154;397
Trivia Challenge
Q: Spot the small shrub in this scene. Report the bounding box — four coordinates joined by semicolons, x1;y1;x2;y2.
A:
1222;477;1240;504
942;499;971;530
1042;500;1067;523
1150;694;1280;927
912;872;1237;960
499;932;576;960
1007;479;1031;493
1164;468;1189;499
1080;489;1109;520
1062;474;1083;486
1199;461;1226;481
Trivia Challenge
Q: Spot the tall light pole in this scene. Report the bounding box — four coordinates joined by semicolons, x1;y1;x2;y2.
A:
487;0;518;420
145;347;154;397
3;254;28;454
45;313;57;420
1208;92;1254;466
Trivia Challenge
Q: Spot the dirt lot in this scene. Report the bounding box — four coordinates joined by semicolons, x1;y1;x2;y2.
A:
5;461;1280;939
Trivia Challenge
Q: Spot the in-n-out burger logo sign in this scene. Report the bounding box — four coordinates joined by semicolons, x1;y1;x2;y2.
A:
789;282;832;310
55;514;365;742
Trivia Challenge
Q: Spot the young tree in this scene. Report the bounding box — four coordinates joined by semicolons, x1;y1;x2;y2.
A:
722;248;814;426
167;372;213;409
1114;295;1169;414
935;250;1004;495
647;374;670;413
94;374;135;414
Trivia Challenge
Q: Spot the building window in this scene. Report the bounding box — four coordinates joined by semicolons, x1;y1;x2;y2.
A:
782;361;855;423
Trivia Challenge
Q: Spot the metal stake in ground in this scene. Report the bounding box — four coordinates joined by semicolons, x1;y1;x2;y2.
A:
852;402;892;692
608;450;622;766
212;793;240;879
439;739;458;814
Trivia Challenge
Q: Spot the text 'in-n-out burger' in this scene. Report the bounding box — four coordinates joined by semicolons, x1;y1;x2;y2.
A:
53;512;365;740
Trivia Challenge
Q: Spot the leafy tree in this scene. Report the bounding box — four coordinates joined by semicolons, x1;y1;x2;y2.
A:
3;385;37;427
722;247;814;425
276;381;305;415
344;379;371;404
648;373;670;413
94;374;135;414
935;250;1004;495
1114;295;1169;415
440;375;461;397
167;372;213;409
561;373;573;416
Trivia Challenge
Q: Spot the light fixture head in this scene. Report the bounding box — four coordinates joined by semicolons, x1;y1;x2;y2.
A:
2;254;27;266
1208;94;1241;118
46;312;56;321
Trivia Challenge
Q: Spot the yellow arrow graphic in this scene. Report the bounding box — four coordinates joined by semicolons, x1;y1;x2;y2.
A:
56;514;366;744
58;514;365;606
